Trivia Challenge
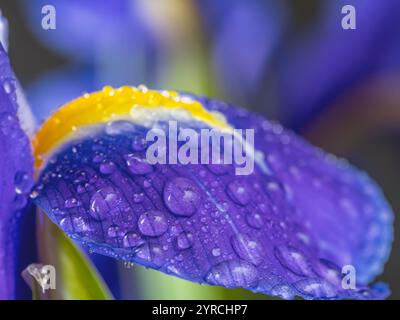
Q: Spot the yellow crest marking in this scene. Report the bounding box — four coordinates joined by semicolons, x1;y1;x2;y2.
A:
33;86;229;169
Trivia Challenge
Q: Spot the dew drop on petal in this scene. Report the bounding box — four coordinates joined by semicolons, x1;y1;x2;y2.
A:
92;154;104;163
274;245;312;276
99;161;116;174
138;210;168;237
133;192;145;203
14;171;33;195
3;78;16;94
313;259;342;286
89;187;121;220
135;243;165;267
123;232;145;248
246;212;264;229
107;225;122;238
163;177;201;216
227;180;250;205
264;176;286;205
176;231;193;250
212;247;221;257
131;135;147;151
0;112;16;135
205;260;258;288
143;179;152;188
64;197;81;208
76;185;86;194
125;154;153;175
293;278;337;299
29;190;39;200
72;216;90;232
270;284;296;300
231;233;264;265
59;217;73;232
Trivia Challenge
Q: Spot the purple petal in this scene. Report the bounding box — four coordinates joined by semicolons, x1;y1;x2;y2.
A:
279;0;400;129
200;0;285;101
20;0;154;62
34;96;392;299
199;95;394;286
0;45;34;299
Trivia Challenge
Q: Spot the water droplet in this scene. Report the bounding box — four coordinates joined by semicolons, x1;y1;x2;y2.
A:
92;154;104;163
99;161;116;174
14;171;32;195
231;234;263;265
176;231;193;250
133;192;145;203
246;212;264;229
3;78;16;94
138;210;168;237
60;216;89;233
89;187;121;220
293;278;337;299
264;176;286;205
64;197;81;208
163;177;201;216
270;284;296;300
125;154;153;175
212;247;221;257
205;260;258;288
0;112;16;135
131;135;147;151
51;208;64;216
166;264;182;276
29;190;39;200
274;245;312;276
107;225;122;238
313;259;341;286
296;231;310;246
123;232;145;248
72;216;90;232
143;179;152;188
135;243;164;267
227;180;250;205
354;288;376;299
60;217;73;231
76;185;86;194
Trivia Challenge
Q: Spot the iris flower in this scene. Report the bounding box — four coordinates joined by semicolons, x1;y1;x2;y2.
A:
0;41;394;300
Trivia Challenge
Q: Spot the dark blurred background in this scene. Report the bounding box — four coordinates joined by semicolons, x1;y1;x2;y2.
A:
0;0;399;299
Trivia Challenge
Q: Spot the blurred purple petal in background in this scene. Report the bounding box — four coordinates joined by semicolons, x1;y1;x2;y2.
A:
279;0;400;130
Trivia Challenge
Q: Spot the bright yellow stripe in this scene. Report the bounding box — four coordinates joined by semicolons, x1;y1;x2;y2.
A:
33;86;229;169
